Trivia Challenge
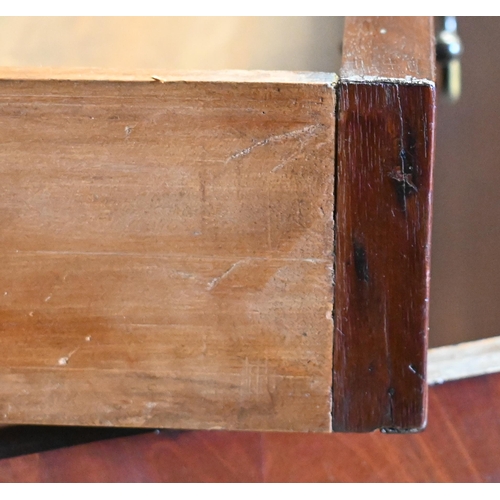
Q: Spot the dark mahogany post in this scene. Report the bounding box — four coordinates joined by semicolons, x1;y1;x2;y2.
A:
333;17;436;432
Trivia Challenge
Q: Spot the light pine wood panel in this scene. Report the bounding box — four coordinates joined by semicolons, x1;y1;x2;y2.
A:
0;71;336;432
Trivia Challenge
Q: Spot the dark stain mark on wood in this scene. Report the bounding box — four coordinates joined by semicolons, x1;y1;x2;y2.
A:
353;241;369;282
389;130;420;209
389;164;418;206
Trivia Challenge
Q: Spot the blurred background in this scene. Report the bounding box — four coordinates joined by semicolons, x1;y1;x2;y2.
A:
0;16;495;348
0;17;344;71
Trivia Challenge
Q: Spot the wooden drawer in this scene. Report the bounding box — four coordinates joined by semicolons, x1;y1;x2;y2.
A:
0;17;435;433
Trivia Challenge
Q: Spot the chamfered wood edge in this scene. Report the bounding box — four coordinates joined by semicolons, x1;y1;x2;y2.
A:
0;67;338;85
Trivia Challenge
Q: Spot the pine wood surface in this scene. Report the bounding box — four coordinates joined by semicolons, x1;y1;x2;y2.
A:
0;72;335;432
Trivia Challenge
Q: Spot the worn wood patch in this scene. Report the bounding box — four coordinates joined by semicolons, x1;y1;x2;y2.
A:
0;73;335;432
333;81;435;432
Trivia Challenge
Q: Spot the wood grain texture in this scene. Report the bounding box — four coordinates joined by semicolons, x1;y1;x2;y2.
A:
3;335;499;460
341;17;435;81
263;373;500;482
333;17;436;432
0;72;336;432
1;373;500;482
333;82;435;432
0;430;263;482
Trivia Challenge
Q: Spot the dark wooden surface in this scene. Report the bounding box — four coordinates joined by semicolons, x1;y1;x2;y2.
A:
1;372;499;482
333;17;436;432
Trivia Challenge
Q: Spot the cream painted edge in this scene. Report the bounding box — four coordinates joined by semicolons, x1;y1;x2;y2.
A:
428;336;500;385
0;67;338;85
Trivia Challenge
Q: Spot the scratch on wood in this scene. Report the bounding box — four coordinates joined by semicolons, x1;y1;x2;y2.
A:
227;124;317;162
207;260;246;291
206;255;329;292
270;155;294;173
353;241;369;283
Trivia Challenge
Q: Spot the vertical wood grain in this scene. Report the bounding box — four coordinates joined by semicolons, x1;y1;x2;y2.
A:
333;82;435;432
333;17;436;432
